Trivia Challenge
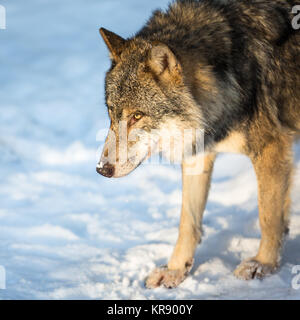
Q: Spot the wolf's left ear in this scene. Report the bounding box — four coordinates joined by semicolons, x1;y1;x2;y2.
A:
148;43;182;80
99;28;126;62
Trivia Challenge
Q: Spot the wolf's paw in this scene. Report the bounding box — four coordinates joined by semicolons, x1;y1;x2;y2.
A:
145;261;193;289
234;259;277;280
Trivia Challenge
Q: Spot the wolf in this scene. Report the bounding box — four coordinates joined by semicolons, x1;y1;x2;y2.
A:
96;0;300;288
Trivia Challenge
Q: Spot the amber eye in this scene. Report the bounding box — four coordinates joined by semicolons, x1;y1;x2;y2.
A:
133;113;142;120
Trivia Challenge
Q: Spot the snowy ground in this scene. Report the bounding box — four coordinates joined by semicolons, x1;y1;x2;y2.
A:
0;0;300;300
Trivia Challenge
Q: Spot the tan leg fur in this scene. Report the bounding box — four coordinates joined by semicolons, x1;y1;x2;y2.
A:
145;153;216;288
234;135;294;280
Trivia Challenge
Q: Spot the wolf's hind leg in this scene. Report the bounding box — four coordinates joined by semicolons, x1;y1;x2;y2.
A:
145;153;216;289
234;137;293;280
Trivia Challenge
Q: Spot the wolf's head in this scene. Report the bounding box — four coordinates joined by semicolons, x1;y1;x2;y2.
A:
97;29;204;178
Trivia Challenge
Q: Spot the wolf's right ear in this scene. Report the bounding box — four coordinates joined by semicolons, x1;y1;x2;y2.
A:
148;43;182;83
99;28;126;62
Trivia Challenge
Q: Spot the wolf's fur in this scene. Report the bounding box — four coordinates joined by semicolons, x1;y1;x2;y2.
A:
97;0;300;288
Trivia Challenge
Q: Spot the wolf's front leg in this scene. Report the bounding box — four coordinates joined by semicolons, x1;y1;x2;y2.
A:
234;137;293;280
145;153;216;289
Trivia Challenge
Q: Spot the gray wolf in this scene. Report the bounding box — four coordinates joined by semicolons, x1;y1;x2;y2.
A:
96;0;300;288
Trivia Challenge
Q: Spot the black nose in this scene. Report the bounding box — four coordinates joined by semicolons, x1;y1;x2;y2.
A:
96;162;115;178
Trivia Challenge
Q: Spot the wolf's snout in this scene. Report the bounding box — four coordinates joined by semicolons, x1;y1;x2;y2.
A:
96;162;115;178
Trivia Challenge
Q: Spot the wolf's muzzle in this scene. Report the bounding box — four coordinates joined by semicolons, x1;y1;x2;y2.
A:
96;162;115;178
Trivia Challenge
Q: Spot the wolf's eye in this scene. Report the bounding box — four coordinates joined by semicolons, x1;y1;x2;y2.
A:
134;113;142;120
129;112;143;127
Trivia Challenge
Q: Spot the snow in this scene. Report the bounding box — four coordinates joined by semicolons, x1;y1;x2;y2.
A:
0;0;300;300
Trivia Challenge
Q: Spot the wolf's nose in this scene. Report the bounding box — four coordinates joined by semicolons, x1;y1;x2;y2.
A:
96;162;115;178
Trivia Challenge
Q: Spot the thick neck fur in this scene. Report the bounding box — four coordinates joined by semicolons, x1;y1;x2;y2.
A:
134;0;299;146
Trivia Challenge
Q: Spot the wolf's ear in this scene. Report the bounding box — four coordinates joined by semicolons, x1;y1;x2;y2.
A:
148;43;181;79
99;28;126;62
